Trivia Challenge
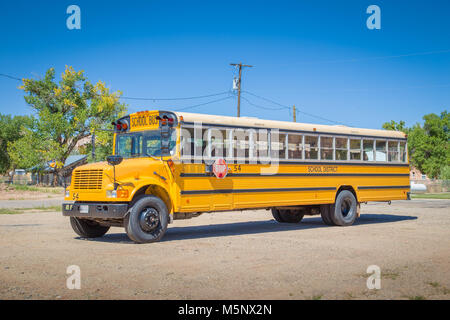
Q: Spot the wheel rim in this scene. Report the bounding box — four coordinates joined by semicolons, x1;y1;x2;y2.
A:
340;198;352;217
138;207;160;233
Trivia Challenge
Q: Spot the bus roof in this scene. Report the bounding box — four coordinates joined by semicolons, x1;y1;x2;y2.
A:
172;111;406;140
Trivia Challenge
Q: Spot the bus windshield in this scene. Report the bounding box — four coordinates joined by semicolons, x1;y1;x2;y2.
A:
115;130;176;158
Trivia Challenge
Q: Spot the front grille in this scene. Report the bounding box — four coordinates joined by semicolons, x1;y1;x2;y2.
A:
73;169;103;190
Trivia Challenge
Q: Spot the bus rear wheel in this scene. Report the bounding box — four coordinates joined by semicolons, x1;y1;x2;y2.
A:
320;205;334;225
329;190;358;226
124;195;168;243
271;208;304;223
70;217;110;238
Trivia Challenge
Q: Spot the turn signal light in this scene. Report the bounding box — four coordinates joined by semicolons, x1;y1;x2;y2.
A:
167;159;175;173
117;189;129;198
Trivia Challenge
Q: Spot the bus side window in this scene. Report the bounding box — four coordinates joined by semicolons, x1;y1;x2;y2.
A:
350;139;361;160
288;134;302;160
180;127;194;158
304;135;318;160
376;140;387;161
335;137;348;161
363;139;374;161
320;136;333;160
399;141;407;162
255;130;269;161
271;133;287;160
388;140;399;162
211;128;226;158
232;129;250;162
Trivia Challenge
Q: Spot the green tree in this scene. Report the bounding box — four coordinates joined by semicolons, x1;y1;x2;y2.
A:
0;114;34;173
7;126;43;170
382;120;409;133
9;66;127;184
383;111;449;179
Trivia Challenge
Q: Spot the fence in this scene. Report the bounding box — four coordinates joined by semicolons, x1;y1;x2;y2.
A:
411;180;450;193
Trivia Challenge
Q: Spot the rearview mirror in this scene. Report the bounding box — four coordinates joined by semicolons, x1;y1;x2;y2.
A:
107;155;123;166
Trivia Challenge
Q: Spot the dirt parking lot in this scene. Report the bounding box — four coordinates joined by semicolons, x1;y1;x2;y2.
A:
0;199;449;300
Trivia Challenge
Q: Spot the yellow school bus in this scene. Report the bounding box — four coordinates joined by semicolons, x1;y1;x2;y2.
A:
62;110;410;243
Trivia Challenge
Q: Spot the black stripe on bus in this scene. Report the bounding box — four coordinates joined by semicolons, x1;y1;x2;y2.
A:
357;185;411;190
180;173;410;177
278;161;409;167
180;187;336;195
182;121;408;141
180;160;409;167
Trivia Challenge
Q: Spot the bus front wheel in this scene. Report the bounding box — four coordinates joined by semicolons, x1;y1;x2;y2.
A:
70;217;110;238
124;195;168;243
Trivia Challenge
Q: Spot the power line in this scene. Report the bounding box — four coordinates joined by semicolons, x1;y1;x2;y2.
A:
174;95;234;111
127;95;235;112
0;72;234;102
0;73;22;81
240;95;287;111
242;90;350;126
121;91;231;101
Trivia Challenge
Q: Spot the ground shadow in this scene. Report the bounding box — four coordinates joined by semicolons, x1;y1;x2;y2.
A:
78;213;417;244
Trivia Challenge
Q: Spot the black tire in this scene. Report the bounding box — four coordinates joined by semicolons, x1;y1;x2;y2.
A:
70;217;110;238
329;190;358;226
271;208;304;223
320;204;334;225
124;195;168;243
271;208;285;222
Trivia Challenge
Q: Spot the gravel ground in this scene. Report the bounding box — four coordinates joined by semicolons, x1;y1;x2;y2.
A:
0;199;449;300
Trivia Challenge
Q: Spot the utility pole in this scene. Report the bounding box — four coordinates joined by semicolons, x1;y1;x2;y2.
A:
230;62;253;117
293;105;296;122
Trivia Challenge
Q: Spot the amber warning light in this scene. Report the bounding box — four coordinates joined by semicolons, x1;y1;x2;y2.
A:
156;115;174;125
112;121;128;132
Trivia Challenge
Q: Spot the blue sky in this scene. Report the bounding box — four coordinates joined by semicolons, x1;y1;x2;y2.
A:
0;0;449;129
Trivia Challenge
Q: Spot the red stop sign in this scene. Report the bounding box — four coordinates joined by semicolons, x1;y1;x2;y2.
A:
213;158;228;179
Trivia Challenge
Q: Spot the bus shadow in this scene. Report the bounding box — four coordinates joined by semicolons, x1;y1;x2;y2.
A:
80;213;417;244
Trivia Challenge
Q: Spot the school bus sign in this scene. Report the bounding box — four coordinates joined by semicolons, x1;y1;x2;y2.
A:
130;111;159;131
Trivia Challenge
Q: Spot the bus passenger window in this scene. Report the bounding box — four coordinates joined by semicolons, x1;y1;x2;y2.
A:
232;129;250;160
304;136;318;160
211;129;226;158
350;139;361;160
363;140;374;161
399;141;407;162
320;136;333;160
200;129;208;158
255;130;269;160
180;127;195;158
376;140;387;161
388;141;399;162
288;134;302;159
271;133;286;160
335;137;348;161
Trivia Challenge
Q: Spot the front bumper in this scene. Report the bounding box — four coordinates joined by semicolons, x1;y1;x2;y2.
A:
62;202;129;219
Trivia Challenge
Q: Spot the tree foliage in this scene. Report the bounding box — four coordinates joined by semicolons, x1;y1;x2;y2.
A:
8;66;126;178
383;111;449;179
0;114;34;173
382;120;409;134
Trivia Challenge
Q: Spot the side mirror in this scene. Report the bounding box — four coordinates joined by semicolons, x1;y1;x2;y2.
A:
107;155;123;166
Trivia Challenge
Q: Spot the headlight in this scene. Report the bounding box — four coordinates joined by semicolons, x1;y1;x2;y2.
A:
65;190;70;197
106;190;117;198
